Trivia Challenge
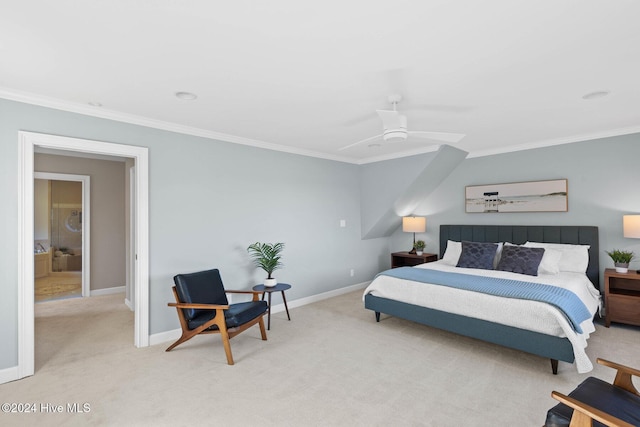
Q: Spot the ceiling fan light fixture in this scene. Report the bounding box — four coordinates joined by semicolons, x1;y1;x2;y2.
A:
338;95;464;151
383;129;407;142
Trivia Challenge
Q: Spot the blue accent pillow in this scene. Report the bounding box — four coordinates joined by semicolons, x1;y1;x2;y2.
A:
456;241;498;270
496;245;545;276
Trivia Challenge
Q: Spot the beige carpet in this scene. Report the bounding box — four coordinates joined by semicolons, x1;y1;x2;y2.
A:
1;291;638;426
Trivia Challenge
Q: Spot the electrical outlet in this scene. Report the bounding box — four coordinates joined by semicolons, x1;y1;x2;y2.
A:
340;219;346;227
350;269;355;277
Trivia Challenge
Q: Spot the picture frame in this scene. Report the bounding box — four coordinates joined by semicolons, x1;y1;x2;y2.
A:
465;179;568;213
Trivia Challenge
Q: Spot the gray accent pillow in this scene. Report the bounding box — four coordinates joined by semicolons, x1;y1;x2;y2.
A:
456;241;498;270
496;245;545;276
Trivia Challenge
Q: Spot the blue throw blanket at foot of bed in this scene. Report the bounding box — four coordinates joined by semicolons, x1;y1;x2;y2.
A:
377;267;591;333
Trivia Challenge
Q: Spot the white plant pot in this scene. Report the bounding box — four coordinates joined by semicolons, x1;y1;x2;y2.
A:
264;278;278;287
416;251;423;256
615;263;629;274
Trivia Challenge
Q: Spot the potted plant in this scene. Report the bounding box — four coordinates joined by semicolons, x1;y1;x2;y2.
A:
247;242;285;287
606;249;634;273
414;240;426;256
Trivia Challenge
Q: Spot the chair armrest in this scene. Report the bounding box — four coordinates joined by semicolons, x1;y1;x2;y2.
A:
597;358;640;396
225;290;263;301
168;302;230;310
551;391;635;427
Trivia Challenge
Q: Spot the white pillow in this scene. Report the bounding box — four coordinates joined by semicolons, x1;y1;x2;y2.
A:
441;240;462;265
524;241;590;273
493;242;504;269
537;248;563;275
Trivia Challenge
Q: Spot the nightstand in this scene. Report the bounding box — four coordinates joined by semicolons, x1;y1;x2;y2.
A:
604;268;640;327
391;251;438;268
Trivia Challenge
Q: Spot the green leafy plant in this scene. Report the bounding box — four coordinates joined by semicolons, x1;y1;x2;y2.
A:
414;240;426;251
606;249;634;264
247;242;285;279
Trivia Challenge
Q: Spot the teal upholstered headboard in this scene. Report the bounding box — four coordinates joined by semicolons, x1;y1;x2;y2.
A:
439;225;600;288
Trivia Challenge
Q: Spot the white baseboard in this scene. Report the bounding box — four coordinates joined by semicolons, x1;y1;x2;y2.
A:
149;281;370;346
0;366;19;385
150;328;182;346
268;281;370;314
124;298;134;311
90;286;125;296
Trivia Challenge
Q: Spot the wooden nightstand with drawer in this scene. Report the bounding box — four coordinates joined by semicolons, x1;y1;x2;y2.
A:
604;268;640;327
391;252;438;268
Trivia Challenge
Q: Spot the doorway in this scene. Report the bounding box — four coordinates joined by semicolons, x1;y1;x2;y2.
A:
16;131;149;383
34;173;91;301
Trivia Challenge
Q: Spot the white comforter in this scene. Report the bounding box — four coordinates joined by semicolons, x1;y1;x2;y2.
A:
363;261;602;373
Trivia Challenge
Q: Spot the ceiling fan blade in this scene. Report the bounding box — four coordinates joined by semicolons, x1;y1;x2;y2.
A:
338;134;383;151
405;104;474;113
376;110;403;129
408;131;465;143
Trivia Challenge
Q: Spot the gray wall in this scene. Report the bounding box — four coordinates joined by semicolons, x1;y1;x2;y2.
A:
2;95;639;373
0;98;388;370
34;153;127;291
386;134;640;289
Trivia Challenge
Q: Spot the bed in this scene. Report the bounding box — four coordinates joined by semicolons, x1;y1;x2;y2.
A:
363;225;601;374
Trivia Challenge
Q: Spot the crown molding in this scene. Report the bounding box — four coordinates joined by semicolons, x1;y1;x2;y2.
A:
354;145;441;164
467;125;640;159
0;88;357;164
2;87;639;165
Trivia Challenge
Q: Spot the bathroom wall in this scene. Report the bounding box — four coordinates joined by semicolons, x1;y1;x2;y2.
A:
34;153;126;291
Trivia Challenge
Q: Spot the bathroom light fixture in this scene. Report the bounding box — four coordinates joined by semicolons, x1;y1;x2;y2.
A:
175;91;197;101
402;216;426;254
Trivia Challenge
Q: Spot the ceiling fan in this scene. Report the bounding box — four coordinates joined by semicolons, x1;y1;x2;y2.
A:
338;94;466;151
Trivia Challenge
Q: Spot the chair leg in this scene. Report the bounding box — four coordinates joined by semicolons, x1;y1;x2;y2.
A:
219;328;234;365
258;316;267;341
166;331;195;352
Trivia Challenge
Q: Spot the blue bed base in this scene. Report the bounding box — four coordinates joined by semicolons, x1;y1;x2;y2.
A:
364;224;599;374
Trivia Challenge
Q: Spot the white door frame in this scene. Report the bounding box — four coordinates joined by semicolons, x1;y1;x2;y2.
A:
126;165;136;311
34;172;91;298
17;131;149;381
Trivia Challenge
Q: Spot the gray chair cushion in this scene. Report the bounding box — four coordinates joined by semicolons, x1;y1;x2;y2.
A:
174;268;268;331
174;268;228;321
187;301;268;330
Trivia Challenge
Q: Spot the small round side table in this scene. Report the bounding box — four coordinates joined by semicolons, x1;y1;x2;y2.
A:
252;283;291;330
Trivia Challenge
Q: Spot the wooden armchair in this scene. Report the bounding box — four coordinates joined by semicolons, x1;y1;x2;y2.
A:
166;268;268;365
544;358;640;427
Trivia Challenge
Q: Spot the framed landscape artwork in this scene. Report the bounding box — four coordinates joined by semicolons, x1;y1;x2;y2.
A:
465;179;568;213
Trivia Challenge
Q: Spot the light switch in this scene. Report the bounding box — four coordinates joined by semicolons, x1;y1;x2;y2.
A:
340;219;346;227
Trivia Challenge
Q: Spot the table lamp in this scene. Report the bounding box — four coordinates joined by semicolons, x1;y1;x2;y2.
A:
402;216;426;254
623;215;640;273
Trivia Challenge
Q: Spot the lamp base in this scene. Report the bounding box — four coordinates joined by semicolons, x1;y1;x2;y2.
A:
408;248;416;254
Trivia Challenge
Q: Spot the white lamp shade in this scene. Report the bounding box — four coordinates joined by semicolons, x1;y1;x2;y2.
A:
402;216;426;233
623;215;640;238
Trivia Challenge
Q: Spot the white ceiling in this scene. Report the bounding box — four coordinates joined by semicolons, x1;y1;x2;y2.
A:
2;1;640;164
